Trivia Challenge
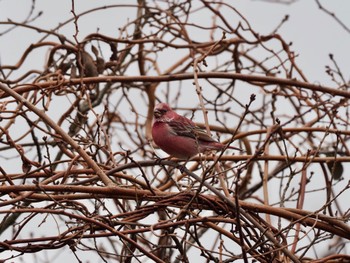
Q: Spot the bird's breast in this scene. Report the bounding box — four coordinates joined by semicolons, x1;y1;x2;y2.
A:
152;121;169;141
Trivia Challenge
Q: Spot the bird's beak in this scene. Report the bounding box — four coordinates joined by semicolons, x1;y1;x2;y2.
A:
154;110;162;119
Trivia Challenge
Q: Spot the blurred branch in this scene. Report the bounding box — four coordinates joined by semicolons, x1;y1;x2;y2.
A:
2;72;349;99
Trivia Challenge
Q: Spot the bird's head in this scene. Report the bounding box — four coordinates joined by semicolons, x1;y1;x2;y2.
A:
153;103;172;119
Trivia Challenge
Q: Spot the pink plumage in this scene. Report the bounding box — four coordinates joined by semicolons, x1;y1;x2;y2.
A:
152;103;238;159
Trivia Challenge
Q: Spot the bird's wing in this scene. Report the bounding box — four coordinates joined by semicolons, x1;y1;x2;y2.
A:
168;116;217;142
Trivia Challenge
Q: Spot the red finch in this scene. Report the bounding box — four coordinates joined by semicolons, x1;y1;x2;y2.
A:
152;103;240;159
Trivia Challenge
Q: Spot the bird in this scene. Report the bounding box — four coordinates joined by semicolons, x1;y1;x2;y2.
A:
152;103;240;159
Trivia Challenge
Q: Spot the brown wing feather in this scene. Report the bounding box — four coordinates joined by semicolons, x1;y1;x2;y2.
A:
167;116;217;142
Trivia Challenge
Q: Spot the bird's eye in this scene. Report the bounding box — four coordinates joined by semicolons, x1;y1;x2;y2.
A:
156;109;167;114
